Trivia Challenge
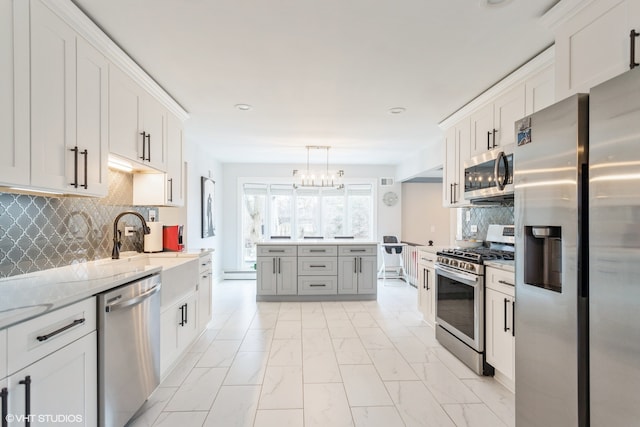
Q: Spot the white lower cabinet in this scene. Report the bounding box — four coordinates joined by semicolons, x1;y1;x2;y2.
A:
160;292;198;376
256;256;297;296
197;252;213;332
485;266;515;391
7;331;97;426
417;251;436;326
337;256;377;295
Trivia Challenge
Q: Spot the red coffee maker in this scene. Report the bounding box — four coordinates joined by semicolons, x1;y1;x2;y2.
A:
163;225;184;251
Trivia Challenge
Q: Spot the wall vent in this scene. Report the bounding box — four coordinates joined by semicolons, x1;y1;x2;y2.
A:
380;177;394;186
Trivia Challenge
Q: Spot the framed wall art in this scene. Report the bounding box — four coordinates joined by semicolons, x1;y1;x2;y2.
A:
201;176;215;238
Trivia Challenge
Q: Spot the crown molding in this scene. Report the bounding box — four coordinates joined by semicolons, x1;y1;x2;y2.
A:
438;45;555;130
539;0;601;31
41;0;189;122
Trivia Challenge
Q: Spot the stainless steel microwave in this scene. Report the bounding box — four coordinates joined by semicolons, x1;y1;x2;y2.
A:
464;145;514;202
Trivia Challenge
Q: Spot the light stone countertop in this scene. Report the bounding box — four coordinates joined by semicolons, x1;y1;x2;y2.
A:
257;240;378;245
0;249;214;330
417;245;447;254
484;260;515;273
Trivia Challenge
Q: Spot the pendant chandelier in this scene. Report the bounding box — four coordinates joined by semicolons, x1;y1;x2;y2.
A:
293;146;344;189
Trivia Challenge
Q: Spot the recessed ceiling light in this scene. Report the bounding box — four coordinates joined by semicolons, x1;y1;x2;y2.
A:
479;0;513;7
389;107;406;115
235;104;252;111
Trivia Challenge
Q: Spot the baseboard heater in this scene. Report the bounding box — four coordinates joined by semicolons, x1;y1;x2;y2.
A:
223;270;257;280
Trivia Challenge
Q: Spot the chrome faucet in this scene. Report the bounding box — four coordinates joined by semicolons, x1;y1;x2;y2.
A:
112;211;151;259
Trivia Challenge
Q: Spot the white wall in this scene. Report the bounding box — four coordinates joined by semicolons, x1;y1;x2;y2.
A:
160;140;224;281
401;182;451;247
221;163;401;272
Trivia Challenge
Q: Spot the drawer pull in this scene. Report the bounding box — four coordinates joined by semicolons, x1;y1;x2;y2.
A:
269;250;285;253
350;249;366;252
309;284;326;287
36;318;85;342
310;265;326;268
309;249;326;253
498;279;514;286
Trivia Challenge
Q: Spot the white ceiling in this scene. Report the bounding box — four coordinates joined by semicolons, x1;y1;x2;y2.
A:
72;0;558;166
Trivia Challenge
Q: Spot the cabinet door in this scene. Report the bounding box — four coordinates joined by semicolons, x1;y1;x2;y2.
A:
8;331;97;427
109;65;142;163
525;64;555;115
166;113;184;206
554;0;640;99
198;268;212;332
257;257;277;295
160;306;179;376
75;38;108;196
456;118;470;206
417;266;427;315
485;288;514;378
357;256;377;294
276;257;297;295
178;293;198;349
338;257;358;294
29;0;76;191
425;266;436;325
142;94;167;171
0;0;29;186
469;103;494;157
493;85;525;148
443;127;457;207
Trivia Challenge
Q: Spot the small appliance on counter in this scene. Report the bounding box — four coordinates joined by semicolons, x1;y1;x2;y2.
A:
163;225;184;251
143;222;164;253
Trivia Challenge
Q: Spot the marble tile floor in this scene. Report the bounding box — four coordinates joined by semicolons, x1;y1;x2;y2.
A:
128;279;514;427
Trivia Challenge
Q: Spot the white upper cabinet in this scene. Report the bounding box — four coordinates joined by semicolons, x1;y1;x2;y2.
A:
548;0;640;99
0;0;29;187
443;118;470;207
470;85;525;158
109;65;168;172
30;0;108;196
525;64;555;115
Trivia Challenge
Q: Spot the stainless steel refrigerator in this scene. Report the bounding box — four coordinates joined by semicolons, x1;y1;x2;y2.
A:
514;68;640;427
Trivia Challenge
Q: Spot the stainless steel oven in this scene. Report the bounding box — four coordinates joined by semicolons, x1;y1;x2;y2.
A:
464;144;514;202
435;264;484;352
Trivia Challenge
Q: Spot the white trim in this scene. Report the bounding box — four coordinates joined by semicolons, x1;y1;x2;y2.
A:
539;0;602;30
40;0;189;122
438;45;555;130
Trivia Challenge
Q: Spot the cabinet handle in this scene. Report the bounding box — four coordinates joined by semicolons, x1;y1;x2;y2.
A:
512;300;515;337
269;250;285;253
310;265;326;268
487;130;492;151
498;279;514;286
273;258;276;274
145;133;152;162
81;149;88;189
184;303;188;324
452;183;458;204
168;178;173;202
309;284;326;287
503;298;510;332
36;318;85;342
492;129;498;148
1;387;8;427
179;304;186;326
309;249;326;253
278;258;281;274
425;268;430;291
354;257;358;274
19;376;31;427
631;29;639;69
359;257;363;273
69;146;79;188
350;249;366;252
140;131;147;160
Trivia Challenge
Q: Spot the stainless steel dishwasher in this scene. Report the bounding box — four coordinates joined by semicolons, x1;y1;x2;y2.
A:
97;273;161;427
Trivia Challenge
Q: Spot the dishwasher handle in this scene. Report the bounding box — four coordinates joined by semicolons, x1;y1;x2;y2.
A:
105;284;161;313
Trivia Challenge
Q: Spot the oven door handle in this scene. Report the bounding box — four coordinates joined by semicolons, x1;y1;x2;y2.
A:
435;265;479;286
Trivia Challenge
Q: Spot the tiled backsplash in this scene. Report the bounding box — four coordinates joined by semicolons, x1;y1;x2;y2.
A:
0;170;153;278
459;203;514;241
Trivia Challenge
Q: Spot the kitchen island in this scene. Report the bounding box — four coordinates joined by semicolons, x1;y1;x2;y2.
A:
256;241;378;301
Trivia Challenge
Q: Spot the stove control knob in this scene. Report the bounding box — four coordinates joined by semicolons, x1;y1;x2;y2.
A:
460;262;468;270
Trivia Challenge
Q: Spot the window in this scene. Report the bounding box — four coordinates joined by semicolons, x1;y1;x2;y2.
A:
240;182;374;268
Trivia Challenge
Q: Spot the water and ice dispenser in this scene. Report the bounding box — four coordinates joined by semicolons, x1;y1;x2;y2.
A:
524;226;562;292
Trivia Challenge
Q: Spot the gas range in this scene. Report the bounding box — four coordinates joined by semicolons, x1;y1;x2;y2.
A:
436;225;515;275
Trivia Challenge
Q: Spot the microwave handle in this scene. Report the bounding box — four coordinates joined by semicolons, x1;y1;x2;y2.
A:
494;151;509;190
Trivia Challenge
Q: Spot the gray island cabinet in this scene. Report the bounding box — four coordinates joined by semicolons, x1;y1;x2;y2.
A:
256;242;378;301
